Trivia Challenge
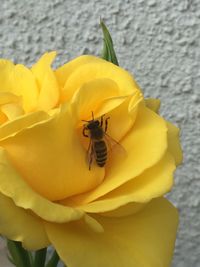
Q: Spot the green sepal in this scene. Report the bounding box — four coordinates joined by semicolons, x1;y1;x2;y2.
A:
33;248;47;267
7;240;31;267
28;251;34;266
45;250;60;267
100;20;119;66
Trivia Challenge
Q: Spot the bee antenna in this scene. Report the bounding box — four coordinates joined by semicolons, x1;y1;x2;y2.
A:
81;120;89;122
91;111;94;120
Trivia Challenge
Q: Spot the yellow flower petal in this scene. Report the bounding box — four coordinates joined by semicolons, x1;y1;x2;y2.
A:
91;90;143;143
0;92;20;105
71;77;140;155
0;60;39;112
101;202;146;217
32;51;56;89
0;104;104;200
71;78;119;121
0;59;14;92
45;197;179;267
1;103;24;120
55;55;99;88
13;64;39;112
145;98;161;113
61;56;140;101
145;99;182;165
38;67;60;111
73;106;168;204
0;92;24;122
103;94;138;142
0;110;8;124
83;214;104;233
71;153;175;213
0;111;49;141
0;147;83;223
167;121;183;165
0;193;49;250
32;52;59;111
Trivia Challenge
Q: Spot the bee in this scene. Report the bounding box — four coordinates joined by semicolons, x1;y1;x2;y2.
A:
82;112;118;170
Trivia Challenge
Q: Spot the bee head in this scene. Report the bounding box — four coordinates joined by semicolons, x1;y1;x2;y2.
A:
87;120;100;129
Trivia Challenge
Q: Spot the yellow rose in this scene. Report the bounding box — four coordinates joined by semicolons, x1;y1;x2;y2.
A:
0;52;182;267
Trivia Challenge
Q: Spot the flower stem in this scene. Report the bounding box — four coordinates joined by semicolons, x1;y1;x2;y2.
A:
45;250;60;267
7;240;31;267
33;248;47;267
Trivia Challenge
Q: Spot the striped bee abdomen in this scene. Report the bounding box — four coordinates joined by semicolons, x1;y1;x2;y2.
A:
94;140;107;167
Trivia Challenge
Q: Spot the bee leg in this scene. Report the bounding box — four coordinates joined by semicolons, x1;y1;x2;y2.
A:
105;117;110;132
100;114;105;127
83;127;89;137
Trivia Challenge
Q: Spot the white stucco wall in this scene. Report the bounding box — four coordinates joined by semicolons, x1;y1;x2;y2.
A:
0;0;199;266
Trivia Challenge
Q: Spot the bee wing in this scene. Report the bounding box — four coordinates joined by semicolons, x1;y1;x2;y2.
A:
104;133;127;159
86;139;95;170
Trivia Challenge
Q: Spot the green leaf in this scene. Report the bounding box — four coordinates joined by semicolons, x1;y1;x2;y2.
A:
45;250;60;267
7;240;31;267
100;20;119;66
28;251;34;266
33;248;47;267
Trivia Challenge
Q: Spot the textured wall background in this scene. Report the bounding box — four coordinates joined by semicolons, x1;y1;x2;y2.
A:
0;0;199;266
